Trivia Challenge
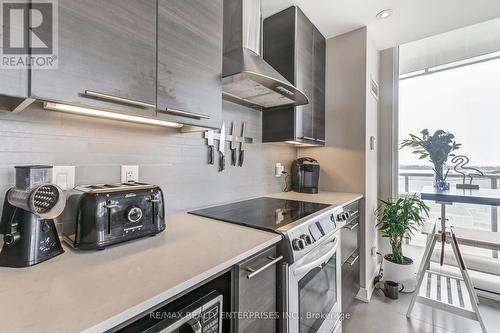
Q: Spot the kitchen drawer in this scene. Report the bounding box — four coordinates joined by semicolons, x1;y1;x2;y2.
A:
237;246;279;333
342;251;360;312
341;216;359;264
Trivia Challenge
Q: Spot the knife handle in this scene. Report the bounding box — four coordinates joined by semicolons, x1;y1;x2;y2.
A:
238;150;244;167
219;153;225;172
231;149;237;166
208;146;214;165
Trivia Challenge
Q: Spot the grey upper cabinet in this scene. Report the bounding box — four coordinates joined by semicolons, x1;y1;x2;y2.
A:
295;9;314;141
312;26;326;142
0;9;29;111
157;0;222;130
30;0;157;117
262;6;325;145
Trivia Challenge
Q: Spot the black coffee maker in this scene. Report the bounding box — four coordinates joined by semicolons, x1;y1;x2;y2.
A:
0;166;66;268
291;157;320;194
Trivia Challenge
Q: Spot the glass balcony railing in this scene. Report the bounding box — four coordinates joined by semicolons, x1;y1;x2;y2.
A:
398;170;500;271
399;170;500;293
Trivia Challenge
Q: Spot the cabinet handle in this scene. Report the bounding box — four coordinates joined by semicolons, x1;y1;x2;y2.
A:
344;221;359;231
159;108;210;120
246;256;283;279
84;90;155;108
301;136;316;141
346;253;359;267
316;139;326;143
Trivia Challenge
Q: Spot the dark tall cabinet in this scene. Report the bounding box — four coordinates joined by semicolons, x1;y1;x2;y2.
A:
157;0;223;130
30;0;157;117
262;6;326;145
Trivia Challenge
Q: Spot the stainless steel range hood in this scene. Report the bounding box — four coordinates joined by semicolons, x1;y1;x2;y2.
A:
222;0;309;109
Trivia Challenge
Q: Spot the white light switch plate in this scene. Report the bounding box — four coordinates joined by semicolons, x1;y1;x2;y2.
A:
121;165;139;183
52;166;75;190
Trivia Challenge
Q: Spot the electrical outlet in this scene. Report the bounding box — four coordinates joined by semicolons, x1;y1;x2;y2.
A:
52;166;75;190
371;246;377;257
121;165;139;183
275;163;285;177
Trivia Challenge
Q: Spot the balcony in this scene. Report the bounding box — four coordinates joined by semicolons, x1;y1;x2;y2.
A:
398;170;500;297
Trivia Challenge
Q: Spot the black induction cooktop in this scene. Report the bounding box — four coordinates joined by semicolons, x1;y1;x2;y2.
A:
188;197;331;232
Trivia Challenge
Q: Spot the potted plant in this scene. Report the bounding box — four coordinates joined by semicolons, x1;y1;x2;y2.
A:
400;129;461;190
376;195;430;292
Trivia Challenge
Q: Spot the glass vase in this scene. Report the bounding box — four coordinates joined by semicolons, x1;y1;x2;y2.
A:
433;163;449;191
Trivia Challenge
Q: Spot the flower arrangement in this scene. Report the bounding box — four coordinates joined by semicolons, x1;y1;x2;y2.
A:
400;129;461;190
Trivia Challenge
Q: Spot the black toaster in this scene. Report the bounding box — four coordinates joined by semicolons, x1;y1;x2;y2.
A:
62;182;165;250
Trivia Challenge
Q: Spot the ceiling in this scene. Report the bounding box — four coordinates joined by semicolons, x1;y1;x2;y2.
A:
261;0;500;50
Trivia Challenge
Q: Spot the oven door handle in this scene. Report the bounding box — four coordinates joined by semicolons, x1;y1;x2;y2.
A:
294;236;339;276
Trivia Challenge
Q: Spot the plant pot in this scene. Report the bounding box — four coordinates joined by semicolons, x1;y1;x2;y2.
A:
382;254;416;293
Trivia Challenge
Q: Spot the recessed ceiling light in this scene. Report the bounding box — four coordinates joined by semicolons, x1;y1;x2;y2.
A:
376;9;393;20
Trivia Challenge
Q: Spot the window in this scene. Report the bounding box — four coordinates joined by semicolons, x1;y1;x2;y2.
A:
398;52;500;292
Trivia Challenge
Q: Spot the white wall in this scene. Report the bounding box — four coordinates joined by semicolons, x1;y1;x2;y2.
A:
364;31;380;298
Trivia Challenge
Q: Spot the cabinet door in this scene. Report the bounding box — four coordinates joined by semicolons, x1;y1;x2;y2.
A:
312;26;326;142
237;247;278;333
157;0;222;129
295;8;314;141
31;0;157;116
0;6;28;101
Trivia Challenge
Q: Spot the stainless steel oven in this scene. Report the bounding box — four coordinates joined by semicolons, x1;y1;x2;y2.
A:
143;292;223;333
288;232;342;333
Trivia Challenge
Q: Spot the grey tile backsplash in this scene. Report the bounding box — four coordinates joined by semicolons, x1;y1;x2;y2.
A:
0;100;296;215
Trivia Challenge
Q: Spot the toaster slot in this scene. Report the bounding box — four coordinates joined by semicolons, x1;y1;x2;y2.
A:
150;194;161;225
104;199;118;234
107;211;111;234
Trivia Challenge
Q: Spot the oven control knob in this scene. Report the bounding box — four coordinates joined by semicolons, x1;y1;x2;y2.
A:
337;213;347;222
127;206;143;223
300;234;312;245
292;238;305;251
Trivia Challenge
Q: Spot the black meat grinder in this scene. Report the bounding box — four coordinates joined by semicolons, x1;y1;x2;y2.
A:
0;165;66;267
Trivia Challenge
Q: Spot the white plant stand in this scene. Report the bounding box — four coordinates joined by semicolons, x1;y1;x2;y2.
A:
406;186;500;333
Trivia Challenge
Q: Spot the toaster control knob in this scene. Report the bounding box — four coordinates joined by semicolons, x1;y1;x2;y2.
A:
127;207;143;223
292;238;305;251
300;234;312;245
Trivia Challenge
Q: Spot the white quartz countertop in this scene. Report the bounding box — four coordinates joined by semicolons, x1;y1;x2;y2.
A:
0;212;281;333
0;191;362;333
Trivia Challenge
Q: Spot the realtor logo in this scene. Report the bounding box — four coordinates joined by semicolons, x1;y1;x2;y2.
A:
1;0;58;68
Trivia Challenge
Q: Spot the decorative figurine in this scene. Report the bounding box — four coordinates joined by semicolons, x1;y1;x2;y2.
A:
451;155;484;190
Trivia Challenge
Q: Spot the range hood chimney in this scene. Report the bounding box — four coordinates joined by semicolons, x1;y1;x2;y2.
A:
222;0;309;109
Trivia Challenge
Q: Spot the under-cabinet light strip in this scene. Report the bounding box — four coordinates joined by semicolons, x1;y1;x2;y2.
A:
43;102;183;129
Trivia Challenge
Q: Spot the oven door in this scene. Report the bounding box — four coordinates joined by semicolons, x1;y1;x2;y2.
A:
289;233;342;333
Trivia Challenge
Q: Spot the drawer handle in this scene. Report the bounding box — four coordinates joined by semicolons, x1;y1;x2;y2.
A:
301;136;316;141
159;108;210;120
84;90;156;109
346;253;359;267
344;221;359;231
316;139;326;143
246;256;283;279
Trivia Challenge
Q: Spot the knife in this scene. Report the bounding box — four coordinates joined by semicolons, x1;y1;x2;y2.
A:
219;122;226;172
238;122;246;167
206;130;215;165
230;122;238;166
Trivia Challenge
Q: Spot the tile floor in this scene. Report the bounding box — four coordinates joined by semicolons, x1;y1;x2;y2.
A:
343;291;500;333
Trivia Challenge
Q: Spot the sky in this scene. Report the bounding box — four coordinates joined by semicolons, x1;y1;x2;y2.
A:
398;57;500;168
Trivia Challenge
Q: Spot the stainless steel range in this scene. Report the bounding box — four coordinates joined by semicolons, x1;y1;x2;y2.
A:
189;197;353;333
